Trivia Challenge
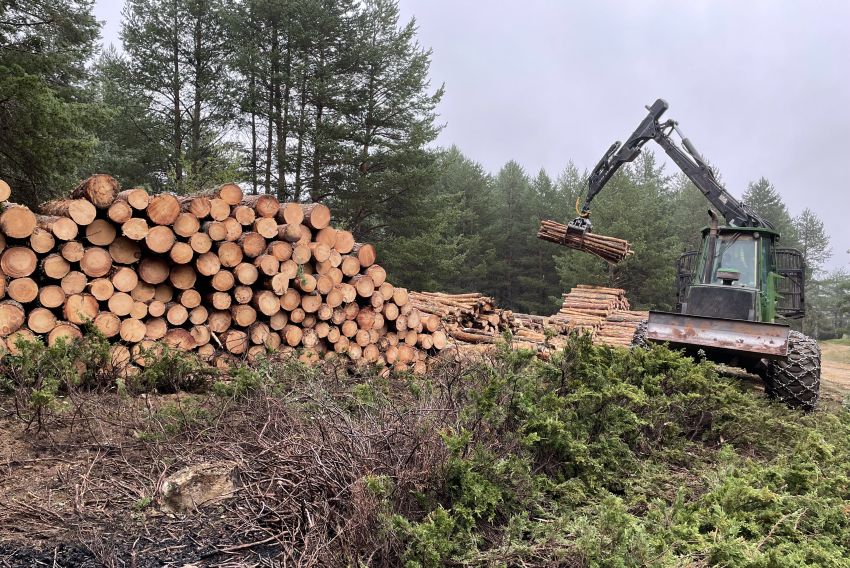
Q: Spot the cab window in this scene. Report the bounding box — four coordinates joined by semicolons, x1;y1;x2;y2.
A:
712;234;757;287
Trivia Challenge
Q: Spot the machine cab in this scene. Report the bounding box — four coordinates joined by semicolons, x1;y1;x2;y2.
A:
675;225;804;323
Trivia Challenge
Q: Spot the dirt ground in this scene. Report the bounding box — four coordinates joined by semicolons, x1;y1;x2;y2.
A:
820;340;850;403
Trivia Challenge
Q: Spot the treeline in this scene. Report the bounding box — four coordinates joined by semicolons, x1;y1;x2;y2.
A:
0;0;846;337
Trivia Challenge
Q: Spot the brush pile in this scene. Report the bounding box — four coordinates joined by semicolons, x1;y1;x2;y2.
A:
0;175;449;374
537;219;633;263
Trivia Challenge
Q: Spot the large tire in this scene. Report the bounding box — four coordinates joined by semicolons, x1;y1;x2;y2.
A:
631;320;649;348
763;330;820;411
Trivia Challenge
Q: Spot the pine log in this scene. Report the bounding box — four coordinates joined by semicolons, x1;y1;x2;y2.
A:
64;293;99;324
0;180;10;202
207;291;232;310
222;217;243;241
147;194;180;225
179;195;211;218
1;247;36;278
117;188;150;210
169;265;197;290
231;304;257;327
234;262;258;285
238;232;266;258
164;328;196;351
138;257;170;284
169;242;194;264
80;247;112;277
207;183;244;206
109;237;141;264
211;269;235;291
39;285;65;308
130;281;155;302
278;203;304;225
41;199;96;226
28;307;57;334
0;204;37;238
29;227;55;254
301;203;331;229
173;212;200;237
145;225;175;253
89;278;114;301
36;215;78;241
352;243;376;268
84;219;116;246
94;311;120;338
48;321;82;346
166;303;189;326
119;318;146;342
7;278;37;303
232;205;256;226
0;300;26;337
42;253;71;279
243;194;280;218
221;329;249;353
209;198;230;221
72;174;119;208
122;217;149;241
196;252;221;276
144;317;167;340
189;232;212;254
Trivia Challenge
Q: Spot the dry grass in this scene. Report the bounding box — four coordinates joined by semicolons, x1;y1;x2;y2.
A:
0;356;487;566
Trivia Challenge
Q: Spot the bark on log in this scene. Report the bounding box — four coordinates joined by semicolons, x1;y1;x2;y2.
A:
72;174;119;208
41;199;96;226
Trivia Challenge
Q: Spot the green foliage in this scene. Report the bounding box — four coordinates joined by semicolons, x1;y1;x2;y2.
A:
0;330;111;429
131;346;218;394
389;337;850;566
0;0;101;205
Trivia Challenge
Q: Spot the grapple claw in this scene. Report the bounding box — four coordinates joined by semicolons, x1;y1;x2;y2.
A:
567;216;592;235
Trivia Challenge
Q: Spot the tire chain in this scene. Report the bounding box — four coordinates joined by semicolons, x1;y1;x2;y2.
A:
764;330;821;411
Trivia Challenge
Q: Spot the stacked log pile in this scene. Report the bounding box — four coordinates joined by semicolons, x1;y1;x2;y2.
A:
537;219;633;263
550;285;647;347
0;175;449;375
409;291;514;344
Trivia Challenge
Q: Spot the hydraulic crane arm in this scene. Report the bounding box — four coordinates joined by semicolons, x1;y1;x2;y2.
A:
571;99;771;232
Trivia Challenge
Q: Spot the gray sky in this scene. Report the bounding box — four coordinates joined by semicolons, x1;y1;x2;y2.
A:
94;0;849;270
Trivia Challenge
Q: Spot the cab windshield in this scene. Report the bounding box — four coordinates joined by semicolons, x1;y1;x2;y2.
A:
711;234;757;287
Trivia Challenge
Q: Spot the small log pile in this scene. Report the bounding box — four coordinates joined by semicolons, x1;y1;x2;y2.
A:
537;219;633;263
595;309;649;347
0;175;450;375
549;285;647;347
409;291;514;345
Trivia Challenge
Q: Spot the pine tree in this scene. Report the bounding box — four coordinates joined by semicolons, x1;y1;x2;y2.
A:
0;0;101;205
335;0;444;238
115;0;238;192
742;177;799;246
793;208;832;278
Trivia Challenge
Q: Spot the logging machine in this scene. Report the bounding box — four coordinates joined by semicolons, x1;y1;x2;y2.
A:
568;98;820;409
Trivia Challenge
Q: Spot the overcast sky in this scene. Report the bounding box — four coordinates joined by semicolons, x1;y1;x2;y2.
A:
94;0;849;270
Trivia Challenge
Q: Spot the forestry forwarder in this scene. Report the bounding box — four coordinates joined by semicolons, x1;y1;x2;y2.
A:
568;98;819;410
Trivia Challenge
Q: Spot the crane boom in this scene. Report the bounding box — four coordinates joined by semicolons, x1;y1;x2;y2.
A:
571;99;772;232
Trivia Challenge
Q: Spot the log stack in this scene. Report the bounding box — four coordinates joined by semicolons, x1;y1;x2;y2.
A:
549;285;647;347
0;175;449;375
409;291;514;344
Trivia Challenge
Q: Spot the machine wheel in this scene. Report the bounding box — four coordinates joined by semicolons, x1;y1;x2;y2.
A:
763;330;820;411
631;320;649;348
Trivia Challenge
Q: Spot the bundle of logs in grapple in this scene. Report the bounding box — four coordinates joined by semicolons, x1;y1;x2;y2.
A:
409;291;514;344
0;175;449;375
537;219;633;263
